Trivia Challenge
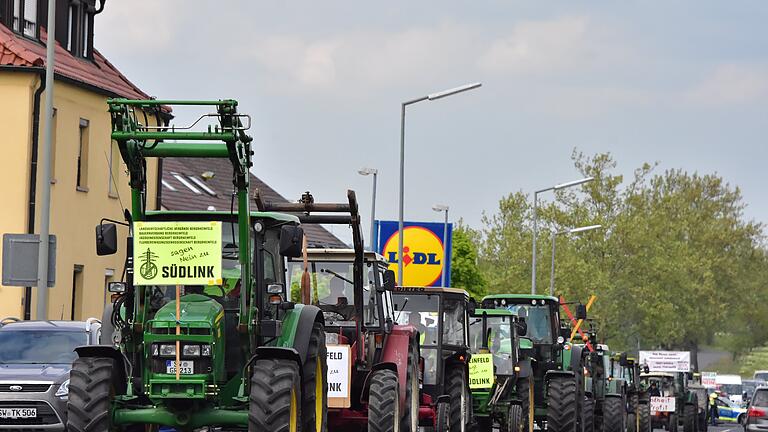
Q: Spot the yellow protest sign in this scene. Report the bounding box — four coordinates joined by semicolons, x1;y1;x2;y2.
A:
469;353;495;389
133;221;222;286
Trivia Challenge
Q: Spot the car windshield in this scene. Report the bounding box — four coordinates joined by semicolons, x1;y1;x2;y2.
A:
720;384;743;396
0;330;87;364
504;304;553;343
286;260;380;327
755;373;768;381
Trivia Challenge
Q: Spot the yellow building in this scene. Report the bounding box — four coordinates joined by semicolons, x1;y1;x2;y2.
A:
0;1;167;320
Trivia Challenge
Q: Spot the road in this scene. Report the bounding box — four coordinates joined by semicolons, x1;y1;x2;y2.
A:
652;426;743;432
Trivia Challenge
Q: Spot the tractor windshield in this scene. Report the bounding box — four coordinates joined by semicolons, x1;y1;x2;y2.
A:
504;304;553;344
286;260;379;327
469;315;515;375
392;294;440;384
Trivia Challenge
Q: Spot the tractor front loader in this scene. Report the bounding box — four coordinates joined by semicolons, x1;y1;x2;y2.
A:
68;99;327;432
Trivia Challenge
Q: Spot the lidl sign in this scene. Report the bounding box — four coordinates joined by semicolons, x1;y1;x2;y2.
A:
133;221;222;286
374;220;452;287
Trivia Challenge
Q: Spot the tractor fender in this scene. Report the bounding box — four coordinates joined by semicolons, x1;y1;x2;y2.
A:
360;362;398;404
517;358;533;378
74;345;128;394
568;344;585;374
250;347;304;382
545;369;575;382
381;324;417;408
290;304;324;365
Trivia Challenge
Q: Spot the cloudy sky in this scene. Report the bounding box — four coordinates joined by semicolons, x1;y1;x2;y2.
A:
95;1;768;241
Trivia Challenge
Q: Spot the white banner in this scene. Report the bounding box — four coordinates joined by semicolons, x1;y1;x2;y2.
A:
327;345;351;408
639;351;690;372
650;396;676;413
701;371;717;387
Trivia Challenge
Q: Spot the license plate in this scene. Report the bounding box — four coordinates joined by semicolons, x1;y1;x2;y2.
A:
0;408;37;419
166;360;194;375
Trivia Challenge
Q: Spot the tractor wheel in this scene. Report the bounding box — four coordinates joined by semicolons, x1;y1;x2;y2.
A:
684;404;697;432
638;403;651;432
669;414;679;432
249;358;302;432
301;322;327;432
67;357;116;432
602;397;624;432
517;376;533;432
447;365;471;432
628;394;639;432
368;369;400;432
627;414;637;432
505;404;524;432
436;401;451;432
401;338;420;432
583;397;595;432
547;376;578;432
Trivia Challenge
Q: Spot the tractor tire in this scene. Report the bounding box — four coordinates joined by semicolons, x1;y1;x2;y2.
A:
402;338;420;432
436;401;451;432
506;404;524;432
368;369;400;432
517;376;533;432
547;376;578;432
602;397;624;432
627;414;637;432
684;404;697;432
638;403;651;432
669;414;679;432
67;357;116;432
473;416;493;432
249;358;302;432
301;322;327;432
583;397;595;432
447;365;471;432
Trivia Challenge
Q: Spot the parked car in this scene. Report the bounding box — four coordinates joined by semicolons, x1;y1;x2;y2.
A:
744;386;768;432
0;318;101;431
715;396;747;425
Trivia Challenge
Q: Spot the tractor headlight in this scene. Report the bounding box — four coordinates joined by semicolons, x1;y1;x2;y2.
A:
201;344;212;356
160;344;176;356
55;379;69;399
557;336;565;344
267;284;284;294
182;345;201;357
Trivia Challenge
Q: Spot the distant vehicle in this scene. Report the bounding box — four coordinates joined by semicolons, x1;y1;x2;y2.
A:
717;374;744;405
714;396;746;425
0;318;101;431
754;371;768;382
743;380;767;405
743;386;768;432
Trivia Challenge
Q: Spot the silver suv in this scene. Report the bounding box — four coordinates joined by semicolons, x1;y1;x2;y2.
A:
0;318;101;431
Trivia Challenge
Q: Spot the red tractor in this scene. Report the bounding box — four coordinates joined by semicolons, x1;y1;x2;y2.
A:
256;190;421;432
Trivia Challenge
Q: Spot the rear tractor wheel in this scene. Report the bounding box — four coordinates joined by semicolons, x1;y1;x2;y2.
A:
249;358;302;432
301;322;328;432
67;357;117;432
446;366;471;432
368;369;401;432
547;376;578;432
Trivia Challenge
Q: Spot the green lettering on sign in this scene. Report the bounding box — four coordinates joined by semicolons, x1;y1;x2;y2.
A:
133;221;222;286
469;353;495;389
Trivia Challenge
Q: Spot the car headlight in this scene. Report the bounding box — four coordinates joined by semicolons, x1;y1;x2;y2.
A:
55;379;69;398
201;344;212;356
160;344;176;356
182;345;201;356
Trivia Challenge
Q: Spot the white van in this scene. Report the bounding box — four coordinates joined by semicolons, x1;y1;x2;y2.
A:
716;374;744;405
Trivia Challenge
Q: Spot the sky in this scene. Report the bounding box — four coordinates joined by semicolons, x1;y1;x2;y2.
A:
95;1;768;243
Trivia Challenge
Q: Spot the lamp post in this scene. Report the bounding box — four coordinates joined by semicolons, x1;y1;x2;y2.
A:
358;168;378;251
398;82;481;285
549;224;602;296
531;176;594;294
432;204;449;287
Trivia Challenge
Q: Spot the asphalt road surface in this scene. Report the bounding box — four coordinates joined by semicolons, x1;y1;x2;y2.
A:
653;426;742;432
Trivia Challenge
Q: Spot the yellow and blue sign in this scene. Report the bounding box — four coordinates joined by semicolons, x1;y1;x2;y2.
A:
374;220;452;287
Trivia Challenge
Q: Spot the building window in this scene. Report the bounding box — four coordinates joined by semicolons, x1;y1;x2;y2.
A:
21;0;35;37
2;0;37;38
76;118;89;191
71;264;84;320
66;2;92;58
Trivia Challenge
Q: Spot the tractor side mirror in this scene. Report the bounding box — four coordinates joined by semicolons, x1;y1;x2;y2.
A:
576;304;588;320
468;298;477;315
383;270;396;291
96;223;118;256
279;225;304;258
620;352;629;367
517;319;527;336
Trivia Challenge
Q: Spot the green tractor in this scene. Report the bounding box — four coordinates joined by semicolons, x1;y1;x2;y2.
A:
69;99;329;431
481;294;589;432
468;308;533;432
609;353;651;432
580;341;627;432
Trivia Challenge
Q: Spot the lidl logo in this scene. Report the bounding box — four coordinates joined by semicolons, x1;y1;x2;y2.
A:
380;225;449;286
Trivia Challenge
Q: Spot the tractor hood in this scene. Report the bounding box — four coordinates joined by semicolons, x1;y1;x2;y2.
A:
153;294;223;328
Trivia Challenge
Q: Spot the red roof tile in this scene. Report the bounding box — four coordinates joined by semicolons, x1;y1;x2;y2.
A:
0;25;153;100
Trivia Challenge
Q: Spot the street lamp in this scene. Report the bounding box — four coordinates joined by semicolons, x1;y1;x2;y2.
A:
549;224;602;296
531;176;594;294
432;204;449;287
358;167;378;251
398;82;482;285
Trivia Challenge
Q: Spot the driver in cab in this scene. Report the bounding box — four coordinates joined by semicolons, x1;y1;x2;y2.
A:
319;277;356;320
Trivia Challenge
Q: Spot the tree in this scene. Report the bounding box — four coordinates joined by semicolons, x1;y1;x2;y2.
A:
449;223;488;299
